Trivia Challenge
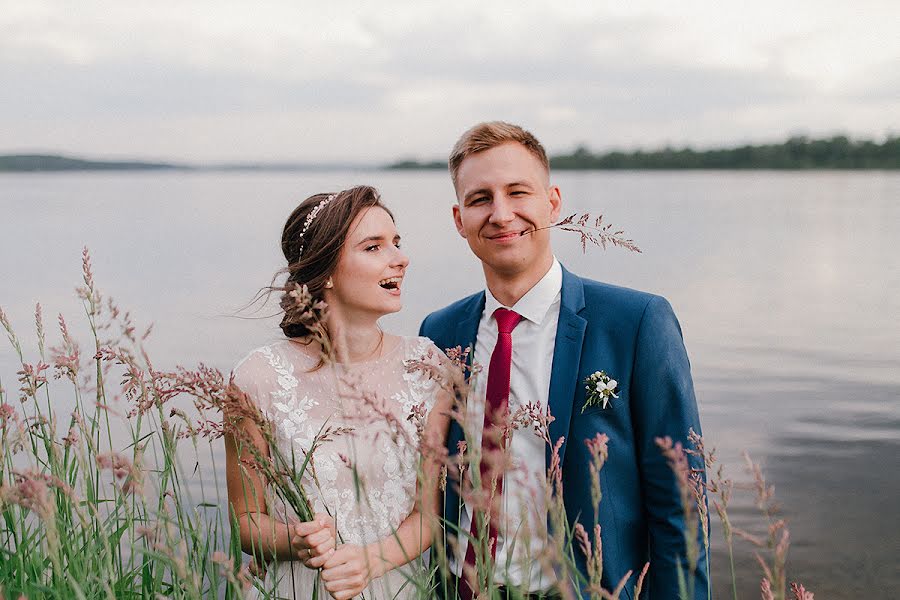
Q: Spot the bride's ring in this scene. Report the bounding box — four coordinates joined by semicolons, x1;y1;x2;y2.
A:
306;548;312;559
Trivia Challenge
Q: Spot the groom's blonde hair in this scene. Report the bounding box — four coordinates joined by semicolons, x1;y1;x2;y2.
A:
448;121;550;189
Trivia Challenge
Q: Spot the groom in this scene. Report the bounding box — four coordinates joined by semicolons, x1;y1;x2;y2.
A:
420;122;709;599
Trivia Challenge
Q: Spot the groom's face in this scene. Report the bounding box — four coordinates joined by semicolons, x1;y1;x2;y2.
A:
453;142;561;279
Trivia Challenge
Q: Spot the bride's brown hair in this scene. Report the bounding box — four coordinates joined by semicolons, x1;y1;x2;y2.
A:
278;185;394;338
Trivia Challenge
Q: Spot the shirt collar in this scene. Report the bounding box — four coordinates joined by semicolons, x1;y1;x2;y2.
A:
484;258;562;326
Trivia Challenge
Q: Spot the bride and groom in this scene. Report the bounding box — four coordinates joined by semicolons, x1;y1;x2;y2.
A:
225;121;709;599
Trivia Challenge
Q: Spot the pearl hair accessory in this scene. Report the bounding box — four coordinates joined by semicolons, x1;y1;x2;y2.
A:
297;193;337;259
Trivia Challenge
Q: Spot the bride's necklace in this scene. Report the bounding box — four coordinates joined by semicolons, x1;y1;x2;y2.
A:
365;328;385;361
347;327;384;363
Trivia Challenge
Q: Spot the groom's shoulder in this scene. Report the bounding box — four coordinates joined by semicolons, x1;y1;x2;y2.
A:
421;290;484;328
569;270;672;321
572;270;656;307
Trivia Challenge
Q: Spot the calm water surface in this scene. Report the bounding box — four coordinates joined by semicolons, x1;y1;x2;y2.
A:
2;170;898;598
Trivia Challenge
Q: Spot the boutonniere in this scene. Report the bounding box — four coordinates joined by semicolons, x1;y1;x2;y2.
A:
582;371;619;412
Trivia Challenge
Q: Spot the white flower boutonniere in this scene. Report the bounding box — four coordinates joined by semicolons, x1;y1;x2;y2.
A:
582;371;619;412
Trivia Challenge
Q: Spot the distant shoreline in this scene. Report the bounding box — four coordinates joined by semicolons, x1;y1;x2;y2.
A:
3;135;898;172
0;155;185;172
391;135;900;170
0;155;376;173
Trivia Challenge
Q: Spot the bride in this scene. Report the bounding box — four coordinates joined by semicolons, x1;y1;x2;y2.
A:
226;186;451;599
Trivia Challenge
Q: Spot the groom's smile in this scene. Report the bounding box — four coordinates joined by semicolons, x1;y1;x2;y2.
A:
486;229;527;242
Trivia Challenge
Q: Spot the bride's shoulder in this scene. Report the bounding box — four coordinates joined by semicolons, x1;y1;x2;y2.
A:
398;336;458;377
233;340;284;367
397;335;444;358
231;339;312;380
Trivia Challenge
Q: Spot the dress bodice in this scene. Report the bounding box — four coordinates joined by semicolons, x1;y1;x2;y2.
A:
232;335;445;599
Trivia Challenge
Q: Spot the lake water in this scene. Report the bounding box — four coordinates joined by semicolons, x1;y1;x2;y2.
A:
2;170;898;598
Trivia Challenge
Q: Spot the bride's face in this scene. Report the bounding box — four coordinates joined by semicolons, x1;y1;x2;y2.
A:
326;206;409;320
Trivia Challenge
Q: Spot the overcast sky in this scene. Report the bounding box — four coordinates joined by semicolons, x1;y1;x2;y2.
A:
2;0;898;163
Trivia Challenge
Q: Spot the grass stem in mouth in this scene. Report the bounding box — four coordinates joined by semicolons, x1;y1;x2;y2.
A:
518;212;641;253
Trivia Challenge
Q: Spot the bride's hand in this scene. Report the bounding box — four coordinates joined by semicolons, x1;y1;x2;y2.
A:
320;544;382;600
290;513;336;569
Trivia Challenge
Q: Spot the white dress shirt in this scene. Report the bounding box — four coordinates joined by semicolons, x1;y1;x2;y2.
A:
453;259;562;591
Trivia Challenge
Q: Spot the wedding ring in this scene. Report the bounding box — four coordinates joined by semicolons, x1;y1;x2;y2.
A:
306;548;312;558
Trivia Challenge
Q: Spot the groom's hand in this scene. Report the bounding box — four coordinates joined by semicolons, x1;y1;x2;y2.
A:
291;512;335;568
320;544;379;600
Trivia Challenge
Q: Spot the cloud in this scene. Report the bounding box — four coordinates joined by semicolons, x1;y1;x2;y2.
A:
1;59;390;119
1;1;897;161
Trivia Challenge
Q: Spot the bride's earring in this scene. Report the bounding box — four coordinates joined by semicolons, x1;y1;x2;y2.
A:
325;278;334;289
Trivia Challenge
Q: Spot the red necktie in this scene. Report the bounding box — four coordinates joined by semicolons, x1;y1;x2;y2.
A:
460;308;522;600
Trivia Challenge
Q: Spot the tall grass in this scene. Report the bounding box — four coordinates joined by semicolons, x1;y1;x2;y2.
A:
0;250;813;599
1;249;247;599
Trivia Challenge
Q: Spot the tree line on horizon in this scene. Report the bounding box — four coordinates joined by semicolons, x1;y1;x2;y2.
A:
389;134;900;170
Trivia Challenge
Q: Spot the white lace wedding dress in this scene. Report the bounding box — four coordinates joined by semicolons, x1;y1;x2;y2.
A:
232;335;443;600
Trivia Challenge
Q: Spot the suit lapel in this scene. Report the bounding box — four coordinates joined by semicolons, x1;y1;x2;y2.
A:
454;296;483;362
443;293;485;535
446;292;484;459
547;268;587;468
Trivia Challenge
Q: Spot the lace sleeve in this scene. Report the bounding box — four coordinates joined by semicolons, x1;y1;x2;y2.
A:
231;346;278;417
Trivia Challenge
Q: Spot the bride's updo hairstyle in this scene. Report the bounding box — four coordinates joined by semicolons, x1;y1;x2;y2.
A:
278;185;394;338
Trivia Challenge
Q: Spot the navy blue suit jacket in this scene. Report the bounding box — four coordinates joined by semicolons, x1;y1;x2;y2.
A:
419;265;709;599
